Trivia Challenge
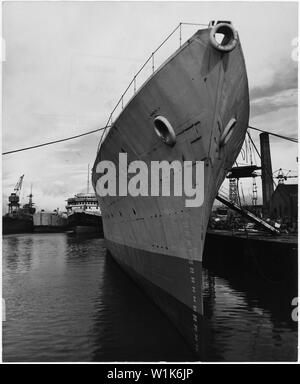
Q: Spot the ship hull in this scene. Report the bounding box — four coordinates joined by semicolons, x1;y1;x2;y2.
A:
106;239;204;356
92;26;249;357
68;212;103;235
2;216;33;235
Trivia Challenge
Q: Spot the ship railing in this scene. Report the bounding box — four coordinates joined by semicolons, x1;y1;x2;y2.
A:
97;22;208;152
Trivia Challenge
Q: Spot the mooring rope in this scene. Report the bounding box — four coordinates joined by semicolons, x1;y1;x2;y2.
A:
248;126;298;143
2;126;110;155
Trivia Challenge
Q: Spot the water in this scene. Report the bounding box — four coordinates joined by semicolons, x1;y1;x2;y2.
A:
2;233;298;362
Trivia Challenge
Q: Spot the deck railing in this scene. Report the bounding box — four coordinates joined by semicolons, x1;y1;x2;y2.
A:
97;22;208;151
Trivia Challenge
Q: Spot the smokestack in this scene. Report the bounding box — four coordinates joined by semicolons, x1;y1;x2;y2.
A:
259;132;274;214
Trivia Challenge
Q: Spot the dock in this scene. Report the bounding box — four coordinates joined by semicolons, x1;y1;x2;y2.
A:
206;229;297;245
203;229;298;292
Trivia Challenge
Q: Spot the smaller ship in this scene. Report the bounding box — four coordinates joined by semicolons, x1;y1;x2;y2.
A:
2;175;36;235
33;209;68;233
66;165;103;235
66;193;103;234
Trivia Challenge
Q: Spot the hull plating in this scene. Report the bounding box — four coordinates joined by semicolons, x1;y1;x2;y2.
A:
92;27;249;356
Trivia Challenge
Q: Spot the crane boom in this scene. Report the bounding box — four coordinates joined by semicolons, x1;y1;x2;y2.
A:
14;174;24;194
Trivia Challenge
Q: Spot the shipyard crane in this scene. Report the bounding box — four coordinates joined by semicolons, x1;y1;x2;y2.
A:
273;168;298;185
217;128;297;234
8;174;24;213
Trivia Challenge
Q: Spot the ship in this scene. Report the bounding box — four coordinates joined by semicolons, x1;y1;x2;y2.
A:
92;21;249;357
3;175;36;235
66;193;103;234
67;165;103;234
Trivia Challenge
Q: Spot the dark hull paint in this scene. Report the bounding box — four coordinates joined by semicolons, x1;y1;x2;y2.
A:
2;216;33;235
68;212;103;235
106;239;204;357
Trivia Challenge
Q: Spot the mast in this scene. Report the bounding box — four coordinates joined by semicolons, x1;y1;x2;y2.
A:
23;183;35;214
28;183;33;208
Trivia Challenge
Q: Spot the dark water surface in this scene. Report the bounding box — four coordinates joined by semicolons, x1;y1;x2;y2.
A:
2;233;297;362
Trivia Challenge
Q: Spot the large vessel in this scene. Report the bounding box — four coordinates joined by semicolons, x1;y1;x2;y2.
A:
66;193;103;234
92;21;249;357
67;166;103;234
3;175;36;235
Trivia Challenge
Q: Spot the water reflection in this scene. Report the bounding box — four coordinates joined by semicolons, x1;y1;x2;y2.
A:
92;254;194;362
3;233;193;362
2;233;298;362
4;235;33;271
202;267;297;361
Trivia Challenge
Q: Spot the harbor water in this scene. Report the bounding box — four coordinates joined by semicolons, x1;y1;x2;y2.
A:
2;233;298;362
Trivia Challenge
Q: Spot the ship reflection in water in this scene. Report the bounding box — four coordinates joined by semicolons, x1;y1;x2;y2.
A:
3;234;297;362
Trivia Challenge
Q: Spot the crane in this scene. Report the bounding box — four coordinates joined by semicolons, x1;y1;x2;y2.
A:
273;168;298;184
8;174;24;213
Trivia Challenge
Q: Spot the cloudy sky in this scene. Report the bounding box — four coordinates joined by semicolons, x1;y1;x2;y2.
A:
2;1;298;212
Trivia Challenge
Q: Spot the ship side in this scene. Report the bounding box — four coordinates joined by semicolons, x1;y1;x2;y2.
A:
2;215;33;235
92;23;249;357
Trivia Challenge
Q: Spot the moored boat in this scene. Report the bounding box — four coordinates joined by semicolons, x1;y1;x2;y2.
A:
66;193;103;235
92;21;249;357
3;175;36;235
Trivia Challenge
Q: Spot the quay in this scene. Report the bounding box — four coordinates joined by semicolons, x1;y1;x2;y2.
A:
203;229;298;291
206;229;297;245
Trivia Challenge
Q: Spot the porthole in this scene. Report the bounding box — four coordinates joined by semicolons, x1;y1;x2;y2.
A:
153;116;176;147
220;117;237;146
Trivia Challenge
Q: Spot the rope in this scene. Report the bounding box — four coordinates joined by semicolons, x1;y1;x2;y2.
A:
181;22;209;27
247;131;261;160
2;126;110;155
248;125;298;143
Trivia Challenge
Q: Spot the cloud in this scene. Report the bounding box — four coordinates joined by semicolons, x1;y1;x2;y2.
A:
249;58;297;118
2;2;298;211
250;105;298;139
250;88;297;118
250;60;297;100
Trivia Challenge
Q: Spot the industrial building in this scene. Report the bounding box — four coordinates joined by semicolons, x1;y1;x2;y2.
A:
269;184;298;222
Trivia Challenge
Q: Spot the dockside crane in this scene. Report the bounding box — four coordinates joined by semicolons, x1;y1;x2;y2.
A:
8;174;24;214
217;128;297;234
273;168;298;185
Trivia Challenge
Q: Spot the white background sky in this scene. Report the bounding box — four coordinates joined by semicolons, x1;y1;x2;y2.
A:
2;1;298;212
